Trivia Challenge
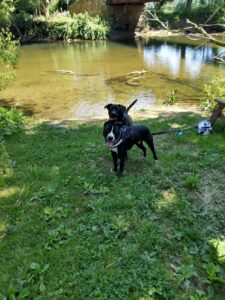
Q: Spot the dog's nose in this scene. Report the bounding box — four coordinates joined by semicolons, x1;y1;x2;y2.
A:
107;136;113;141
111;113;117;118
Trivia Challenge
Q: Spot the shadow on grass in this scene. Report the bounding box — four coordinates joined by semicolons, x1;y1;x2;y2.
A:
0;112;225;299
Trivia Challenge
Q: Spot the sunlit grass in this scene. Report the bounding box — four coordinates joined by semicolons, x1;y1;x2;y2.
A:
0;187;21;200
0;113;224;299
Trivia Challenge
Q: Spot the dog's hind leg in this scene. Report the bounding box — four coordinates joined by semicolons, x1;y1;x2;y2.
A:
136;142;146;157
145;137;158;160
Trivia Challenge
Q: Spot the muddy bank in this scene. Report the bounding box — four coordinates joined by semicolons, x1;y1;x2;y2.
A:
48;105;202;127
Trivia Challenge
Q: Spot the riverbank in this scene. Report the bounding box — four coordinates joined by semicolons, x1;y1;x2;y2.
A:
49;105;202;126
0;111;225;298
135;28;225;42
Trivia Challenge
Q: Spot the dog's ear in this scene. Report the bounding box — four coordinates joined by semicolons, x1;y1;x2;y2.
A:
104;104;113;111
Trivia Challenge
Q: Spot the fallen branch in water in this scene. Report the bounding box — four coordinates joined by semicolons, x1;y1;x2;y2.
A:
126;69;148;76
56;70;75;75
208;51;225;64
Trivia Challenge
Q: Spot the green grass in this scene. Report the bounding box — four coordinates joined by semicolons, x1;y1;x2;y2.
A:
0;113;225;299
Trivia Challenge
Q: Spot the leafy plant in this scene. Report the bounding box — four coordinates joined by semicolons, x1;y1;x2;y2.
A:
0;262;49;299
163;90;178;105
0;107;26;139
0;29;19;90
27;14;110;41
204;262;225;284
184;175;199;190
201;77;225;112
45;224;73;250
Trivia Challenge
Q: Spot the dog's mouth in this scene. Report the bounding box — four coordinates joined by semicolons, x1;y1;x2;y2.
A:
110;117;117;121
106;140;114;147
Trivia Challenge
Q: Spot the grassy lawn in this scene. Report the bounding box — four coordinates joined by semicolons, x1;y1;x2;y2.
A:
0;112;225;299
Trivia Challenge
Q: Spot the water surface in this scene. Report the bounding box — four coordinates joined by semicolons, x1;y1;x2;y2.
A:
1;36;225;119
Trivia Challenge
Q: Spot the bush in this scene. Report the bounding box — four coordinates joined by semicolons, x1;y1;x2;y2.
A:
147;1;225;30
75;13;110;40
0;30;19;90
19;14;110;41
0;107;26;139
201;77;225;112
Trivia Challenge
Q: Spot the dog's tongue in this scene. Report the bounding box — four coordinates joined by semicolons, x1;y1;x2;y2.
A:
107;141;114;147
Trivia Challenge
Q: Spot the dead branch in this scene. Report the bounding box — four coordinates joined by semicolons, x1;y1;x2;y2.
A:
145;10;225;47
146;11;187;34
186;19;225;47
209;51;225;64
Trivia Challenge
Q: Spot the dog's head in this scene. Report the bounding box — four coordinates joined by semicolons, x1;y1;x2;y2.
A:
103;120;122;147
104;104;126;122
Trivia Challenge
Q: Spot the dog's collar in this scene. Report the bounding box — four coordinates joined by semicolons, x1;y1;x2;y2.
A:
108;138;123;149
109;118;123;124
107;130;123;149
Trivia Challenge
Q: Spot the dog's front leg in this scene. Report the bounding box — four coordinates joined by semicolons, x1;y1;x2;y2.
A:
111;151;118;172
118;152;126;177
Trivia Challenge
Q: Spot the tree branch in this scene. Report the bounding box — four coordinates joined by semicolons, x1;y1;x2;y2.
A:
145;10;225;47
209;51;225;64
186;19;225;47
204;1;225;24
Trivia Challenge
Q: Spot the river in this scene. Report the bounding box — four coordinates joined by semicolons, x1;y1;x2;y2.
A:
1;35;225;119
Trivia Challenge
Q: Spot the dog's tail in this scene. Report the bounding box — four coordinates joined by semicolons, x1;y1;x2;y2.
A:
126;99;138;112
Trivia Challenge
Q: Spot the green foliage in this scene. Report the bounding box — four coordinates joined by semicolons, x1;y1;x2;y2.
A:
0;107;26;139
75;13;110;40
168;89;178;105
184;175;199;190
0;29;19;90
148;0;225;30
52;0;74;12
0;107;25;174
19;14;110;41
201;77;225;112
162;89;178;105
0;0;15;27
0;30;19;67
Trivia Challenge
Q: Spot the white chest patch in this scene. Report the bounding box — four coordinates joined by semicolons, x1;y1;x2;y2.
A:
110;147;118;154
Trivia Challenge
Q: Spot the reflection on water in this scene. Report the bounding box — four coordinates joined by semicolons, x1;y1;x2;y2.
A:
144;43;217;79
0;36;224;119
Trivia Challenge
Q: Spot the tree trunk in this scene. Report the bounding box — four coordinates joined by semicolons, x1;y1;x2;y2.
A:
186;0;193;10
44;0;50;17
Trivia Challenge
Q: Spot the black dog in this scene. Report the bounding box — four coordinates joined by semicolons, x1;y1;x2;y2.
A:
103;120;158;176
104;99;137;126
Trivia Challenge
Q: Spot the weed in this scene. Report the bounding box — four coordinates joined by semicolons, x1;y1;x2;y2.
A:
184;175;199;190
163;90;178;105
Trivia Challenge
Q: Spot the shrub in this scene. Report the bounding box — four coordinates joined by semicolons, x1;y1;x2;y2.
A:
27;14;110;41
0;107;26;139
0;29;19;90
201;77;225;112
76;13;109;40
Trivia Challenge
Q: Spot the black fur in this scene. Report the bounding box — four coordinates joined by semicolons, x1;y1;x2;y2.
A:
104;99;137;126
103;120;158;176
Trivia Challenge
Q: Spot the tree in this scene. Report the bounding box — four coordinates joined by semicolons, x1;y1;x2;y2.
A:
186;0;193;10
0;0;15;27
0;0;19;89
0;30;19;90
44;0;50;17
